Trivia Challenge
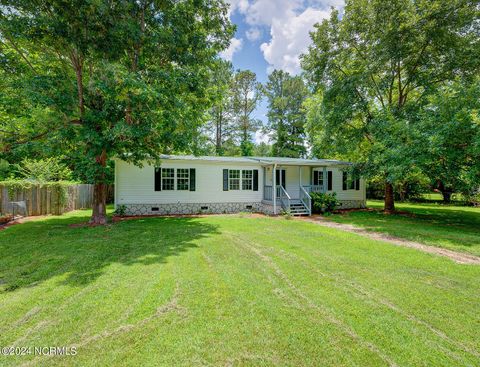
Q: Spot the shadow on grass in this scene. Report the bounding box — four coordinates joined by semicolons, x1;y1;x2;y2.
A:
333;203;480;251
0;213;219;292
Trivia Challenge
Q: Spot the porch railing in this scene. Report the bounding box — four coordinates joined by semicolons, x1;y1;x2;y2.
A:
302;185;324;193
263;185;285;201
279;186;291;212
300;186;312;215
264;185;273;201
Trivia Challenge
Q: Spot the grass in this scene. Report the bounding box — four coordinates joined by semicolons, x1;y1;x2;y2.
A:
420;193;465;202
0;210;479;366
329;200;480;256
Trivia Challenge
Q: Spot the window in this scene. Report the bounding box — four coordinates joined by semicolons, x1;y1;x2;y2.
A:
242;170;253;190
177;168;189;190
161;168;174;190
314;171;324;186
343;172;360;190
224;169;258;191
349;177;355;190
229;170;240;190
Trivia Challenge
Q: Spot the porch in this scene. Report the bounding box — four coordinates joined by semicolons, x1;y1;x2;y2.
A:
262;164;329;216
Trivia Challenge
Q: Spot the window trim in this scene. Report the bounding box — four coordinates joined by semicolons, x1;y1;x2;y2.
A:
228;169;241;190
342;171;360;191
225;169;257;191
242;169;253;190
176;168;190;191
313;170;324;187
161;168;175;191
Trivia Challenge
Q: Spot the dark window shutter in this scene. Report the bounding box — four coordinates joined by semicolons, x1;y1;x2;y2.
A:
328;171;332;191
355;178;360;191
342;172;347;190
313;170;319;186
154;168;161;191
282;171;286;188
275;169;280;186
253;170;258;191
189;168;196;191
223;169;229;191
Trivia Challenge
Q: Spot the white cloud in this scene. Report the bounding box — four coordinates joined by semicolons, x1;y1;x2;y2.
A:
227;0;250;17
219;37;243;61
254;130;270;144
261;7;331;74
227;0;343;75
245;27;261;41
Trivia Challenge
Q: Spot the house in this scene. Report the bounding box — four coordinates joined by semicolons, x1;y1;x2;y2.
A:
114;155;366;216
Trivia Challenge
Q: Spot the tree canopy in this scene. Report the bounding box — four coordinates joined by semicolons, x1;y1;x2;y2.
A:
302;0;480;211
263;70;309;158
0;0;234;223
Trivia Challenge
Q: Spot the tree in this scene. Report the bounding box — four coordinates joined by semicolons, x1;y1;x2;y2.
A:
254;142;272;157
263;70;309;158
1;0;233;223
204;60;235;155
231;70;262;156
418;79;480;202
302;0;480;212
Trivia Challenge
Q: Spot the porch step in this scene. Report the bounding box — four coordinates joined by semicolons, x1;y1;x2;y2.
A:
288;200;310;216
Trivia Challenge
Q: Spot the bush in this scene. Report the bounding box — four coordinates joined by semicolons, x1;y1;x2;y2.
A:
0;159;15;180
464;189;480;207
311;192;339;214
114;205;127;217
17;158;72;182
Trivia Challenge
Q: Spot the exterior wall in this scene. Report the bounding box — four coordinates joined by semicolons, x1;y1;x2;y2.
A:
116;159;264;205
115;159;367;214
327;168;366;203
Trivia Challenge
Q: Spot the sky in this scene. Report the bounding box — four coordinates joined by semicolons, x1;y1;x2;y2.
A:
220;0;345;143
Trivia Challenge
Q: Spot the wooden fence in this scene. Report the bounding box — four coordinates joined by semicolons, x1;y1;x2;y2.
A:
0;184;95;216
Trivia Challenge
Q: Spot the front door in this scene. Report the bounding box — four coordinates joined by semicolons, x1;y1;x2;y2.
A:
275;169;286;197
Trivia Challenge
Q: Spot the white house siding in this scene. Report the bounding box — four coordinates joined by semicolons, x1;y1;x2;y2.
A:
115;158;366;215
115;159;265;215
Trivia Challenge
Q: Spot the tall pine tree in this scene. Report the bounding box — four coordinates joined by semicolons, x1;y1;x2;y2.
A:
264;70;309;158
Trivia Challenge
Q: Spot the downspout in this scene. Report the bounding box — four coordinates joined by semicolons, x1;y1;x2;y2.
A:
272;163;277;215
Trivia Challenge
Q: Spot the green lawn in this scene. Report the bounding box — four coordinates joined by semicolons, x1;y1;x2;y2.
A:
1;210;479;366
329;200;480;256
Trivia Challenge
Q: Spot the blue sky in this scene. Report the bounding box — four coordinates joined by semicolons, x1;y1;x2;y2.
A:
221;0;344;142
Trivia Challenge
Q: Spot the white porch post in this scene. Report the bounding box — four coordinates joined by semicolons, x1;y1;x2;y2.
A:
299;166;301;189
323;166;327;193
263;167;266;200
273;164;277;214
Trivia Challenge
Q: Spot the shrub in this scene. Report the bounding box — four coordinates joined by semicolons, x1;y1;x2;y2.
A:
311;192;339;214
0;159;15;180
17;157;72;182
281;208;292;219
114;205;127;217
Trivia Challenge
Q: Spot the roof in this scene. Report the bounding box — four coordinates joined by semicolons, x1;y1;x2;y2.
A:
158;155;351;166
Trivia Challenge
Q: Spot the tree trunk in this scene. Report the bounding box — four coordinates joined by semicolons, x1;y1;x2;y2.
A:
90;149;108;224
441;191;452;203
437;181;452;203
384;181;395;212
